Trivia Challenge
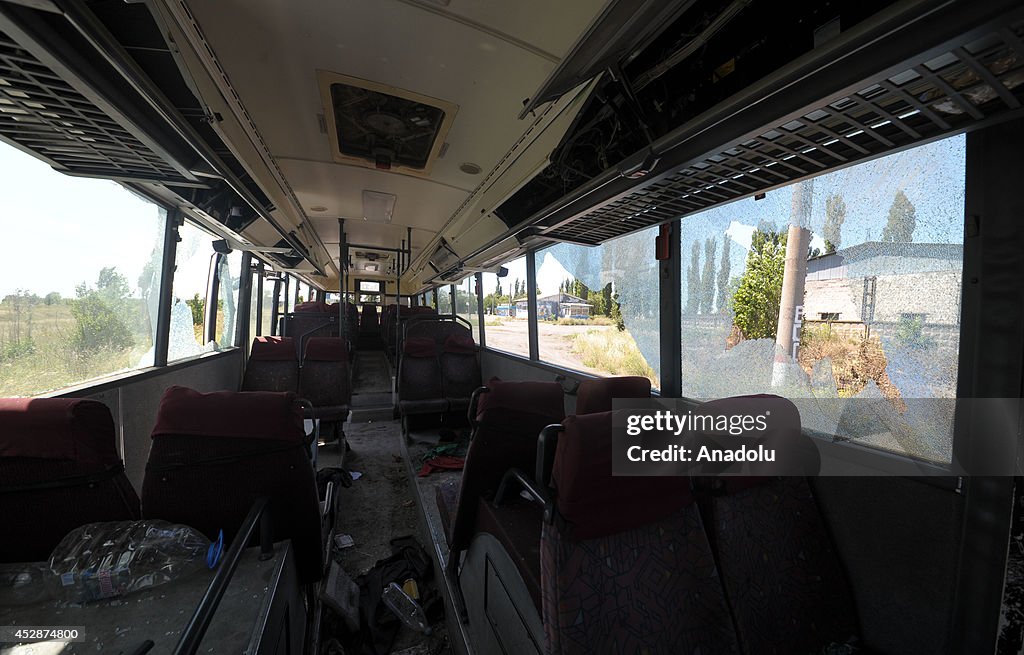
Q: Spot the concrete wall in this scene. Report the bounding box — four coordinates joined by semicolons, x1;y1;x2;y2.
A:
804;271;962;325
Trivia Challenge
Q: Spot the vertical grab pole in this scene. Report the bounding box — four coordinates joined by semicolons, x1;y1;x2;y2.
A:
338;218;347;341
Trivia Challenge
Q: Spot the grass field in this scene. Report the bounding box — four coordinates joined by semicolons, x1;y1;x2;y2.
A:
0;301;153;397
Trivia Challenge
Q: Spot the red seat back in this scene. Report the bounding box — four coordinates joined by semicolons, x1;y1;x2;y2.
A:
243;337;298;392
141;386;322;583
0;398;140;562
574;376;650;414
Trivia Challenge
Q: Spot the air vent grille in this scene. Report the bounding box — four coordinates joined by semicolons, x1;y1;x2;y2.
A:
544;20;1024;245
0;30;195;184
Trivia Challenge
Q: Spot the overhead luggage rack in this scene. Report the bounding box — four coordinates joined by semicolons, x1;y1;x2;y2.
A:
0;21;199;185
537;5;1024;245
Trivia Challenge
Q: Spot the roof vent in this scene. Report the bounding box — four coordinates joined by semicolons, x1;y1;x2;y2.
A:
318;71;458;176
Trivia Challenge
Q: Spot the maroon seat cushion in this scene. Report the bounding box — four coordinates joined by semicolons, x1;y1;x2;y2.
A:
574;376;650;415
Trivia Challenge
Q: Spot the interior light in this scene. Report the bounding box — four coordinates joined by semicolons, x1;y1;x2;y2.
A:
362;190;397;223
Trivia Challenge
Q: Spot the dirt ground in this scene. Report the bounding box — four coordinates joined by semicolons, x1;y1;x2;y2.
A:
482;319;615;376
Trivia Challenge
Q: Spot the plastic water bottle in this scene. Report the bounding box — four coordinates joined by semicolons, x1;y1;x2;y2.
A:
381;582;432;634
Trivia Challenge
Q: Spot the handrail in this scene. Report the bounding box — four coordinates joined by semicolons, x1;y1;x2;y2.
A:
172;496;273;655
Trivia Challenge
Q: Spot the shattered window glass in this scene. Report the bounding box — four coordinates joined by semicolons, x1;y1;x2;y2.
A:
480;257;530;357
679;134;965;462
456;275;481;343
534;228;660;389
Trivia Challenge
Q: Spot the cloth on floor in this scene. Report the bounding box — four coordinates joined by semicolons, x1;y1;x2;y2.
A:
418;455;465;477
420;441;466;461
356;536;443;655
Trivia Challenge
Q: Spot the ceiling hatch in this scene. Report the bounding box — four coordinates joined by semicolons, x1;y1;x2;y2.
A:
318;71;458;176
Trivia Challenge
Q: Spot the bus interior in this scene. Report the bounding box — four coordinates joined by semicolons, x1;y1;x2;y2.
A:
0;0;1023;653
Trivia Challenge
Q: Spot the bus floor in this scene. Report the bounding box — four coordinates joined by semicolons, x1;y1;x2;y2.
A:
315;359;452;653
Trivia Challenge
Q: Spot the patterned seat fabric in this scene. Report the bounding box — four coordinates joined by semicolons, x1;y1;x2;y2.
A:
699;478;860;653
542;410;738;655
141;386;323;583
0;398;140;562
574;376;650;414
242;336;299;393
692;394;859;654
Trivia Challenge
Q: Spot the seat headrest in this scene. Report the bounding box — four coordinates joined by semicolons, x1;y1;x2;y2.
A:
249;336;297;361
295;301;330;313
403;336;437;358
304;337;347;362
0;398;119;466
443;334;477;354
688;394;814;475
575;376;651;415
476;377;564;423
151;386;304;442
552;411;693;540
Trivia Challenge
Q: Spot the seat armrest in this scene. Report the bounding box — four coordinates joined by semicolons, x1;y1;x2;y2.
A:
535;424;564;489
494;468;554;523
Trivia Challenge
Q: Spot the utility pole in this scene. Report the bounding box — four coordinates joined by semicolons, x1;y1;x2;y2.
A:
772;179;813;387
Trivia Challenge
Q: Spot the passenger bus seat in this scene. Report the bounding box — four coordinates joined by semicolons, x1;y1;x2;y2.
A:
241;336;299;393
439;334;481;413
397;336;448;418
299;337;351;442
692;398;861;653
541;410;739;654
0;398;140;563
574;375;650;414
141;386;323;583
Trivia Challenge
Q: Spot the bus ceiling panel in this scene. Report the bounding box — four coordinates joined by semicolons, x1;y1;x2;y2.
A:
276;157;468;234
534;1;1024;245
177;0;602;203
0;2;202;186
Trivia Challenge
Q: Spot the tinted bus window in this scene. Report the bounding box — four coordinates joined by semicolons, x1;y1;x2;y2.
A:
0;141;166;396
481;257;529;357
534;227;660;388
678;134;964;462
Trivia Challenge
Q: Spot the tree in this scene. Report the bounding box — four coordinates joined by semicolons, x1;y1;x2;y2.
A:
716;236;731;314
823;193;846;253
70;268;134;355
686;240;701;315
882;189;916;243
185;293;205;326
700;238;716;314
730;228;786;340
44;292;61;306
